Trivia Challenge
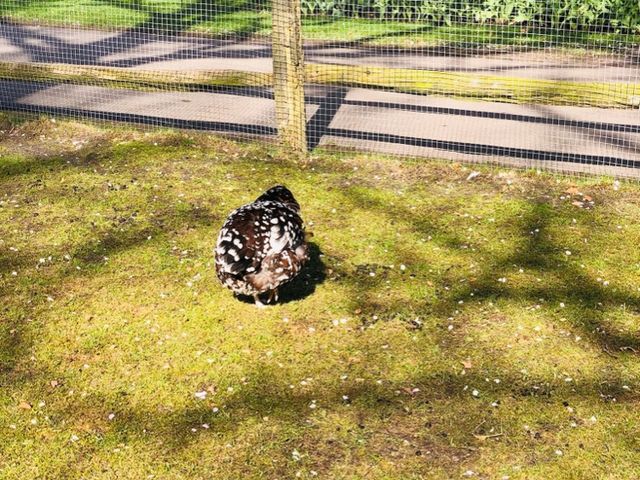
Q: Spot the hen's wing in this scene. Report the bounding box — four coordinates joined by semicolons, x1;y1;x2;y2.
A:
215;205;261;276
215;201;304;280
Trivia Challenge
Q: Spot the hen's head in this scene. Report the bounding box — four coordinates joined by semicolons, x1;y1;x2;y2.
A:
256;185;300;212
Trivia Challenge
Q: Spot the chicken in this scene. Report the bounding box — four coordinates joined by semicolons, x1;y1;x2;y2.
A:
214;185;309;306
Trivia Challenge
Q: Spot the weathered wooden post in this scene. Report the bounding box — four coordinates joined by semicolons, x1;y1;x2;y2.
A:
271;0;307;152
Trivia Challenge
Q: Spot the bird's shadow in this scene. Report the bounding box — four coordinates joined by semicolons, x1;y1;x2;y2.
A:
235;242;326;306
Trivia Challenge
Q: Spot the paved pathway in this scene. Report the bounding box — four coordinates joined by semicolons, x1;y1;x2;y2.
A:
2;22;640;81
1;22;639;176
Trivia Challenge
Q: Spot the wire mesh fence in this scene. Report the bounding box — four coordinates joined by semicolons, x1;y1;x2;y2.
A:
300;0;640;177
1;1;639;177
0;0;277;136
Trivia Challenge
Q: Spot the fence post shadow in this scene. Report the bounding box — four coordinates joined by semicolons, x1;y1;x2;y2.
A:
306;86;348;150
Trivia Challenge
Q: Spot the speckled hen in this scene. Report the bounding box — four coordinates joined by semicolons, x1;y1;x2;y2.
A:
215;185;309;306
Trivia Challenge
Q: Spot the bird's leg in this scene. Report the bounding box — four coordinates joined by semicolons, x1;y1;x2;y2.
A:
266;288;279;304
253;293;266;308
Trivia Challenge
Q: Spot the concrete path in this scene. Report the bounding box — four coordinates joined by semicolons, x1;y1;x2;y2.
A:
2;80;639;177
2;22;640;82
1;22;639;177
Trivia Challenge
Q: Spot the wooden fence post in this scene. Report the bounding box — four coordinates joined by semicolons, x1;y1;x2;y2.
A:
271;0;307;152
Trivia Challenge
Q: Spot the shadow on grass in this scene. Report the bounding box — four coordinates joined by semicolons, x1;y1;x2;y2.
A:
334;186;640;355
1;137;324;389
39;355;638;479
463;201;640;353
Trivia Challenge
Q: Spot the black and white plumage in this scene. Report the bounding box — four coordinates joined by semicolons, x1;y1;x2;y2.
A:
215;185;309;306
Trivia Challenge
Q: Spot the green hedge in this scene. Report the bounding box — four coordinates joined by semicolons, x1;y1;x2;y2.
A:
301;0;640;30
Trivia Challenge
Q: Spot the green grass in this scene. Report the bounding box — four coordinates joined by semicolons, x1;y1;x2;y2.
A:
1;0;638;49
1;113;640;479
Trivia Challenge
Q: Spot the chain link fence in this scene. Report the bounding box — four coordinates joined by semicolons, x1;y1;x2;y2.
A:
1;1;639;177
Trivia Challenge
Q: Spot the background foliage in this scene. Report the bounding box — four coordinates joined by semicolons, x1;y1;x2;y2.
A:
300;0;640;31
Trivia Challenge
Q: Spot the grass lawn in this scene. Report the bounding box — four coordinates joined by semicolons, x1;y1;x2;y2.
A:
1;0;638;49
1;113;640;479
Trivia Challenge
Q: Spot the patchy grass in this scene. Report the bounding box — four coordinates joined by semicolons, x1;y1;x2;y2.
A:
1;113;640;479
3;61;637;109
